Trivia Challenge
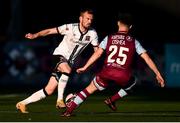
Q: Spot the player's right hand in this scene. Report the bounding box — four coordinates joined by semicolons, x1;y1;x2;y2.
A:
156;74;165;88
76;67;86;74
25;33;37;39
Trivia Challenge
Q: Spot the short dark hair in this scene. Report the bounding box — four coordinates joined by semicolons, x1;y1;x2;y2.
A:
117;12;133;27
80;8;94;16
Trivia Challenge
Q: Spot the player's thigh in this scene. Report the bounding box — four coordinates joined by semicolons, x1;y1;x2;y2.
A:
52;55;71;73
57;62;71;73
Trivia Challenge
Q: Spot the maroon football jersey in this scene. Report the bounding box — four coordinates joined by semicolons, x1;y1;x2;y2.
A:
97;32;136;86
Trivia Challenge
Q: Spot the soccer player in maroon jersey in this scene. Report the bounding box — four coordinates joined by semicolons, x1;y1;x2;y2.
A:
61;12;165;117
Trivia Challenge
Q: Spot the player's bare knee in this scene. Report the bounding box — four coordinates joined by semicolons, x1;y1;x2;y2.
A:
44;88;54;95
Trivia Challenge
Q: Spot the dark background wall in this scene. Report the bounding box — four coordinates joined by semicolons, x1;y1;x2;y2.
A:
1;0;180;42
0;0;180;92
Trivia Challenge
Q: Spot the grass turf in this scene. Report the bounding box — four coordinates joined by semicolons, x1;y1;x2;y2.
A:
0;89;180;122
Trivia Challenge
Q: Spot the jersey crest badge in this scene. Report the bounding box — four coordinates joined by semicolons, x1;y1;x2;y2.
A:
126;36;132;42
85;36;90;41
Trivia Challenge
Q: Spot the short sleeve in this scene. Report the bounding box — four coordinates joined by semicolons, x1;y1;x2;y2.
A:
99;36;108;50
57;24;72;35
135;39;146;55
90;31;99;46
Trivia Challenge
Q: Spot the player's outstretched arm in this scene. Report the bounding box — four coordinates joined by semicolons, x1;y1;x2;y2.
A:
140;52;165;87
77;47;104;73
25;27;58;39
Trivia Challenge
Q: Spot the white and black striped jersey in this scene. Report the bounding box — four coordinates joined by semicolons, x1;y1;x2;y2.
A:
53;23;99;63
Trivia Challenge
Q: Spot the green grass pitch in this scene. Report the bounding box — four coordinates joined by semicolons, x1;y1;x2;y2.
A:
0;89;180;122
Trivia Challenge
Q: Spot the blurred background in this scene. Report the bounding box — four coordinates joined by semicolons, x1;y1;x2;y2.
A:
0;0;180;94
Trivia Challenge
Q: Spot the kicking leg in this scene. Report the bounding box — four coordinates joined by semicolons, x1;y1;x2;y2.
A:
16;76;58;113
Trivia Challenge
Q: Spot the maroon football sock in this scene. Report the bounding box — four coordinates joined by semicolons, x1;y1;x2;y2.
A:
110;93;121;102
66;101;78;113
66;89;90;113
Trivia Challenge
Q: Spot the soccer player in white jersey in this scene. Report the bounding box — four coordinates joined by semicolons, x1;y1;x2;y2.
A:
16;8;99;113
